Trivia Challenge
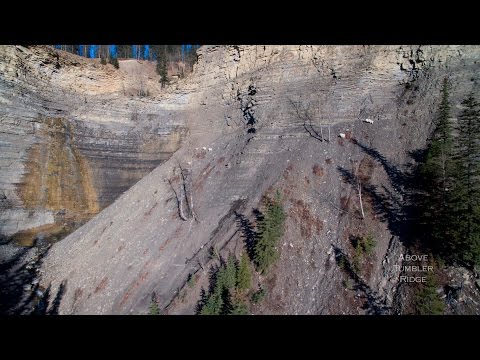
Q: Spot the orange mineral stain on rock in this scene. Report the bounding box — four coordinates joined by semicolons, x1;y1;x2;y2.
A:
15;117;99;245
18;117;99;214
10;222;73;247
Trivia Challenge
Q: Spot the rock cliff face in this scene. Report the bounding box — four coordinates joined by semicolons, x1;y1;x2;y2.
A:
3;45;480;314
0;46;187;247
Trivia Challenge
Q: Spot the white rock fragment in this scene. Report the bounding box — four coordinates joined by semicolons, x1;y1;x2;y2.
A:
364;118;374;124
326;245;333;255
208;148;213;152
202;147;207;151
339;133;346;138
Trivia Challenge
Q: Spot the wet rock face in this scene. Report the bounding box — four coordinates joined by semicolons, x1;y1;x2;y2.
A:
19;117;99;215
0;45;187;246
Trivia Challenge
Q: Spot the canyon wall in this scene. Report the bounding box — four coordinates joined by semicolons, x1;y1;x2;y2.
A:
0;45;187;246
2;45;479;314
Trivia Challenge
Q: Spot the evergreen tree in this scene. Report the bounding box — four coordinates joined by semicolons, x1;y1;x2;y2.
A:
236;253;252;291
215;264;227;291
199;291;223;315
160;60;168;88
224;255;237;290
453;93;480;265
149;298;160;315
230;300;249;315
254;190;285;274
251;287;266;304
156;46;168;88
415;272;445;315
109;57;120;69
199;260;236;315
418;78;457;259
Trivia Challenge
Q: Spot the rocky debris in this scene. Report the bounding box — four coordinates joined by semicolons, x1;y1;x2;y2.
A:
378;236;405;307
443;266;480;314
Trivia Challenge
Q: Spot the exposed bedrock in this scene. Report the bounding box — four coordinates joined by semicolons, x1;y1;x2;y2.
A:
2;45;479;314
0;45;188;247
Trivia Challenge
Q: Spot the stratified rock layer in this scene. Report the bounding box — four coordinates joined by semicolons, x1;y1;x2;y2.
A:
0;46;187;246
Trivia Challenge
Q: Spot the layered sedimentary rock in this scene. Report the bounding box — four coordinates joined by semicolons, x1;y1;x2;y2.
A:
0;46;187;246
5;45;480;314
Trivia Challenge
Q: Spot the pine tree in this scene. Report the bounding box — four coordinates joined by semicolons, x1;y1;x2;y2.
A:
215;264;227;291
230;300;249;315
199;260;235;315
160;60;168;88
149;299;160;315
418;78;457;259
236;253;252;291
109;57;119;69
415;272;445;315
254;190;285;274
224;255;237;290
199;291;223;315
156;46;168;88
453;93;480;265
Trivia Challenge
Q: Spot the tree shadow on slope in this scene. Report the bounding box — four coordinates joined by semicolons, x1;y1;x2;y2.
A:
234;209;263;262
33;284;51;315
31;280;67;315
0;247;30;314
47;280;67;315
337;139;425;249
0;242;52;315
333;245;389;314
335;140;435;314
